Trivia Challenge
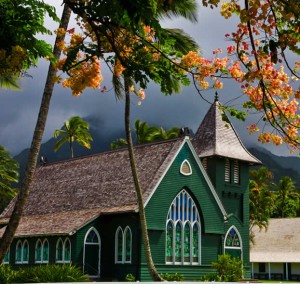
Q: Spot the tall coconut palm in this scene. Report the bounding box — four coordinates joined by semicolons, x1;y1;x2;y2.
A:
54;116;92;158
0;4;72;263
118;1;198;280
0;145;19;213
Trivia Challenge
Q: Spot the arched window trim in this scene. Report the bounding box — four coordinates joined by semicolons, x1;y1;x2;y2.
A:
56;238;64;263
115;226;132;264
35;239;43;263
22;240;29;264
16;239;29;264
224;225;242;250
35;238;49;264
124;226;132;264
56;237;71;263
84;227;100;244
166;189;201;265
115;226;123;264
15;240;23;264
180;159;192;176
64;238;71;263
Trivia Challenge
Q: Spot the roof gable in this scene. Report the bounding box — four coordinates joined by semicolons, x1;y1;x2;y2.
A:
192;97;261;164
145;137;227;218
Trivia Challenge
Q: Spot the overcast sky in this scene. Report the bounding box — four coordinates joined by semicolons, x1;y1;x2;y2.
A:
0;1;296;157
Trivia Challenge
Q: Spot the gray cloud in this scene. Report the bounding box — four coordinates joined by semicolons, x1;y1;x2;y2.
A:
0;2;297;157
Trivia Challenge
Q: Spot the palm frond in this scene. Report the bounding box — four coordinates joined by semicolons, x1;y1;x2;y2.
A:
112;74;124;100
162;28;199;53
0;75;21;90
158;0;198;23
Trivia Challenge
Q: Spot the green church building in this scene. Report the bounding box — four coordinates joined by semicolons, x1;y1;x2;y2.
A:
0;97;260;281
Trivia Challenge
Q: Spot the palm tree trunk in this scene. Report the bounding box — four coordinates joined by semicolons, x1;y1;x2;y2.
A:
0;4;72;263
124;76;163;281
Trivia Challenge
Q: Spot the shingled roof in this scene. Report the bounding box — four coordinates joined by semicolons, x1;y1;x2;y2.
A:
0;138;184;236
251;218;300;262
192;96;261;164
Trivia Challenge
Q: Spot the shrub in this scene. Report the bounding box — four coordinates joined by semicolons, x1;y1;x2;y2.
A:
0;265;19;284
160;272;184;281
125;273;136;282
0;264;89;283
211;254;243;282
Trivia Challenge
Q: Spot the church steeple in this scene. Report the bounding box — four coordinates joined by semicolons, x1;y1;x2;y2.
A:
192;94;261;164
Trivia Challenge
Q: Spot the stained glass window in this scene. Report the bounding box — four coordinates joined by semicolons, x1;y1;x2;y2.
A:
166;221;173;262
225;228;241;247
184;223;190;262
192;224;199;262
166;189;201;265
224;226;242;259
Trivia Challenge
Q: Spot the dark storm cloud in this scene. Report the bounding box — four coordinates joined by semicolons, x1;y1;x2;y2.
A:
0;2;296;156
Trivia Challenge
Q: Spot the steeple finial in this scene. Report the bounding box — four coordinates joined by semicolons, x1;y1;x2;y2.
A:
215;92;219;102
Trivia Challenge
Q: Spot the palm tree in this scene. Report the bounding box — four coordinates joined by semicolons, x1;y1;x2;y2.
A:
110;120;180;149
273;176;299;218
153;126;180;141
0;4;72;263
0;145;19;213
135;120;160;144
54;116;93;158
113;1;198;279
249;167;274;243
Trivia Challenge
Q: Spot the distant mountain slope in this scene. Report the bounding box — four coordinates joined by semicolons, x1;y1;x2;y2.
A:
248;147;300;187
13;116;300;188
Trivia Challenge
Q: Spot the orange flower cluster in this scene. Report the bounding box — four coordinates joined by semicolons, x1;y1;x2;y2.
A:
0;45;28;78
55;28;103;96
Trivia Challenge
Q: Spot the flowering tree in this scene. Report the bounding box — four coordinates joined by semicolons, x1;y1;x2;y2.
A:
0;0;58;88
54;0;300;277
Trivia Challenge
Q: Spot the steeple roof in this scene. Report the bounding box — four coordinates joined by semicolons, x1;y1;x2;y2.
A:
192;95;261;164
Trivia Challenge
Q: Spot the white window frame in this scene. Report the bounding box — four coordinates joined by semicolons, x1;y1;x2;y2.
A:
35;238;49;264
115;226;132;264
224;225;243;258
16;239;29;264
165;189;201;265
180;159;192;176
56;237;71;263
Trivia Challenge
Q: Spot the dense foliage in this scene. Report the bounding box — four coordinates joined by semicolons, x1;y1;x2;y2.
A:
0;0;58;81
0;264;89;283
0;146;19;213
